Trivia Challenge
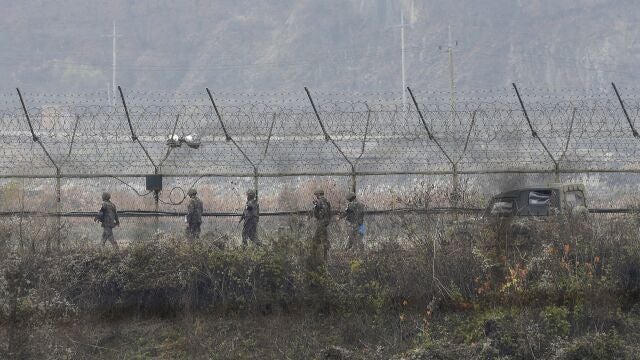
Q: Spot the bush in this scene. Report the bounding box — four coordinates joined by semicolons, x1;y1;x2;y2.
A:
541;305;570;338
553;331;626;360
2;213;640;358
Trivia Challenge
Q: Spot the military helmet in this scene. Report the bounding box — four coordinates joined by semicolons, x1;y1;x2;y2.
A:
102;192;111;201
346;192;356;201
246;189;257;197
313;189;324;196
187;188;197;196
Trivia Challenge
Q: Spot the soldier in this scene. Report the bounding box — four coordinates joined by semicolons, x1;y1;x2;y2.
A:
240;189;261;247
342;192;365;251
312;189;332;262
94;192;119;249
185;188;203;239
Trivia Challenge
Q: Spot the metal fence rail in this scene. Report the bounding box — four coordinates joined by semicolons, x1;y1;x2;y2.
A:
2;85;640;233
0;207;635;219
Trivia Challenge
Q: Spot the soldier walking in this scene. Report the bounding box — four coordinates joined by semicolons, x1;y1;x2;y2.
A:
240;189;261;247
312;189;332;263
94;192;119;249
342;192;365;251
186;188;203;239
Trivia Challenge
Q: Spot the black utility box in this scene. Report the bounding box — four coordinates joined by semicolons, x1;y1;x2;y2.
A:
146;175;163;191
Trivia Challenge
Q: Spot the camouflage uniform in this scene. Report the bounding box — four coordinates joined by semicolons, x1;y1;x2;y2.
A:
186;189;203;239
95;192;119;249
241;190;261;247
344;193;365;251
312;190;332;262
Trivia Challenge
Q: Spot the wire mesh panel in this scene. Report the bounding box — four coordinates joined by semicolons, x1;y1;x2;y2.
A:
7;87;640;261
1;87;640;178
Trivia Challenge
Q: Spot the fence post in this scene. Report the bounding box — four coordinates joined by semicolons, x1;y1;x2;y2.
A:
154;192;159;231
611;82;639;137
17;88;61;251
206;88;259;201
557;107;577;183
117;86;157;169
154;171;160;232
451;110;477;208
305;87;357;193
118;86;161;232
68;113;80;156
253;169;259;195
350;166;357;193
451;163;460;208
351;103;372;195
304;87;331;141
407;87;458;207
19;179;25;250
56;169;62;247
206;88;232;141
253;112;277;198
16;88;60;173
511;83;559;176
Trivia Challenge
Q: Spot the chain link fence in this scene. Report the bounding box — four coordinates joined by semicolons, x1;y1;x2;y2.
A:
1;85;640;247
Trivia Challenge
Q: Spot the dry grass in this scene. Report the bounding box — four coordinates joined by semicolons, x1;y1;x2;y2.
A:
3;178;640;358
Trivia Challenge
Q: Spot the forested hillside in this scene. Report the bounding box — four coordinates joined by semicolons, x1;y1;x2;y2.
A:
1;0;639;95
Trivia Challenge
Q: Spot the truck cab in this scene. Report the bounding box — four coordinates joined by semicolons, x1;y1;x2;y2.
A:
448;183;588;245
486;183;587;218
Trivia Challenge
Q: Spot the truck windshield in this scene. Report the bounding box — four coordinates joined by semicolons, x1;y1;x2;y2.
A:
529;191;551;205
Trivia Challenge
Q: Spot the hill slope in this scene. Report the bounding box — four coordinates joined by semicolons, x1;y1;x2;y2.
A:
1;0;638;95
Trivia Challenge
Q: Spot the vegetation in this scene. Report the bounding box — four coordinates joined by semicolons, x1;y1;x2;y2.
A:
1;206;640;359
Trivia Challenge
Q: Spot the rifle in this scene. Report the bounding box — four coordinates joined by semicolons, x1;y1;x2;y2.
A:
94;209;104;223
239;205;247;223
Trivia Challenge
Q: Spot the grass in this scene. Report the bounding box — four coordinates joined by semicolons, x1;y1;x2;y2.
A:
3;179;640;358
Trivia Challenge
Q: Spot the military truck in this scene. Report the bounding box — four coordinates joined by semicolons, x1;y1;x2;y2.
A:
486;183;587;218
452;183;588;243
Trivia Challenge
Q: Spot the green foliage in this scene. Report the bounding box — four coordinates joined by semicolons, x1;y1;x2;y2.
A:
2;215;640;359
553;331;626;360
541;305;570;338
460;308;509;343
0;237;436;320
467;310;538;358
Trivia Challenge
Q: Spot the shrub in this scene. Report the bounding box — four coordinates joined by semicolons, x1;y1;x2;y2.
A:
553;331;626;360
541;305;570;338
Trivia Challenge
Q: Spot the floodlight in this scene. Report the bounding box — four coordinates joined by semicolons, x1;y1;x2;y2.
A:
183;134;201;149
166;134;181;148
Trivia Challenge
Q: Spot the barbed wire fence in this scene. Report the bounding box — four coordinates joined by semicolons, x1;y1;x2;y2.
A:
2;83;640;247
